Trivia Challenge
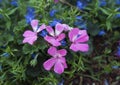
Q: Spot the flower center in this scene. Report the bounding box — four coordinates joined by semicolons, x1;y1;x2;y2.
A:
54;53;61;58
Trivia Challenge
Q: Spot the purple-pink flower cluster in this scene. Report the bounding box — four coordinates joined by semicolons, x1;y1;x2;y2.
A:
23;19;89;74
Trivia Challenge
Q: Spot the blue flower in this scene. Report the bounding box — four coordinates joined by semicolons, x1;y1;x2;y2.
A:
74;21;87;29
77;1;85;10
104;79;109;85
99;0;107;7
25;7;35;24
39;29;48;37
76;16;82;20
1;53;10;57
58;79;64;85
27;7;35;13
25;14;35;24
49;19;62;27
31;53;36;59
116;0;120;5
0;0;2;3
115;8;120;18
98;30;106;36
60;39;66;46
10;0;18;7
115;46;120;57
76;0;91;10
74;16;87;29
49;9;57;17
0;46;6;49
115;14;120;18
112;66;119;69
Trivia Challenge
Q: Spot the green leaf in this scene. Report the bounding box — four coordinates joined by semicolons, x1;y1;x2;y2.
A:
6;20;11;30
22;44;39;54
106;19;111;30
0;33;14;46
87;22;100;36
7;8;18;15
99;7;110;15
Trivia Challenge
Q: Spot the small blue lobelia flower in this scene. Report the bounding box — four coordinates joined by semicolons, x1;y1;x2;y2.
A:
1;53;10;57
115;8;120;18
0;46;6;49
98;30;106;36
0;0;2;3
74;21;87;29
25;7;35;24
39;29;48;37
99;0;107;7
115;46;120;57
104;79;109;85
74;16;87;29
115;14;120;18
60;39;67;46
76;16;82;20
10;0;18;7
49;9;57;17
49;19;62;27
116;0;120;5
76;1;85;10
31;53;36;58
25;14;35;24
58;79;64;85
27;7;35;13
76;0;91;10
112;66;119;69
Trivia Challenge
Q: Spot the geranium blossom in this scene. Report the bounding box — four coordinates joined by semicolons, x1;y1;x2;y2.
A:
44;23;65;46
23;19;46;45
69;28;89;52
43;46;67;74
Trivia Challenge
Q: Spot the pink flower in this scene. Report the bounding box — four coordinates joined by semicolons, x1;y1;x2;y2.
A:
44;23;65;46
69;28;89;52
23;19;46;45
62;24;73;32
54;0;59;3
43;46;67;74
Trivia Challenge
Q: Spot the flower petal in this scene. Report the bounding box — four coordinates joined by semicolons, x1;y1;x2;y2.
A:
46;26;55;36
43;58;56;71
59;57;67;68
68;28;79;42
54;60;64;74
70;43;89;52
75;30;89;43
44;35;61;46
48;46;57;57
54;0;59;3
55;23;64;36
31;19;39;32
23;35;37;45
57;49;67;57
23;30;36;37
37;24;46;33
56;33;65;41
63;24;73;31
23;30;37;45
